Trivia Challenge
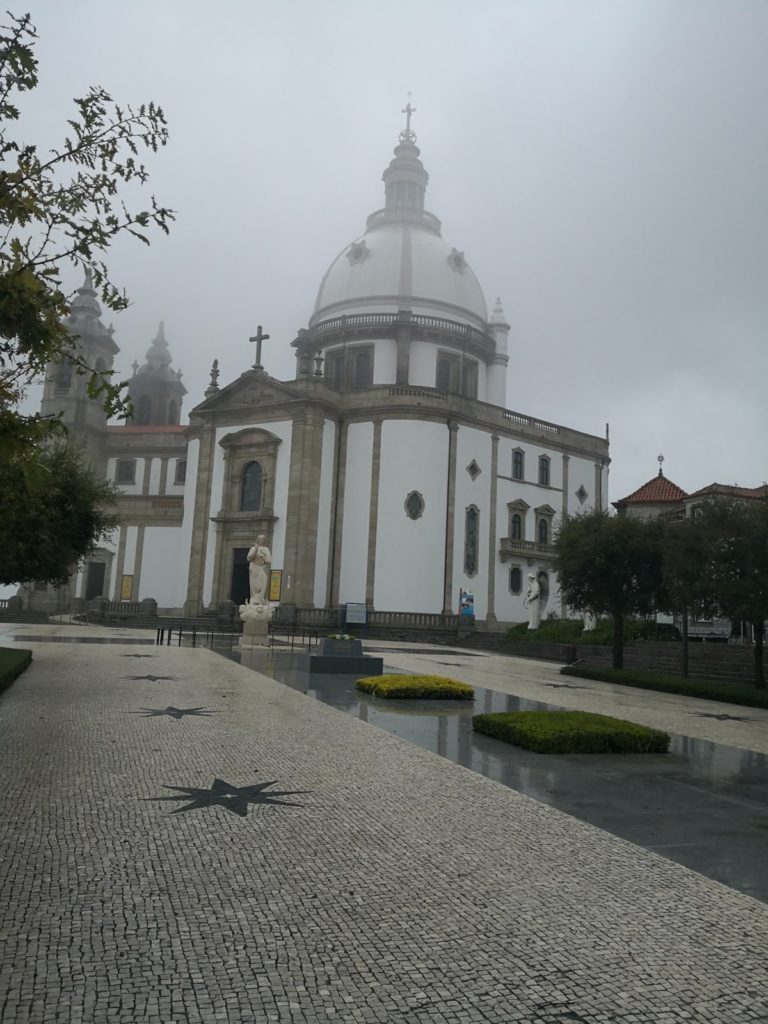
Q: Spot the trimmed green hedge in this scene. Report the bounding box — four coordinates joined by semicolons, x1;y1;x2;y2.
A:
563;663;768;709
505;618;680;645
356;674;475;700
0;647;32;694
473;710;670;754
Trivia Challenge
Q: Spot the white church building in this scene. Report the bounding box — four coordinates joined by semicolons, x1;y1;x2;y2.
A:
32;118;610;628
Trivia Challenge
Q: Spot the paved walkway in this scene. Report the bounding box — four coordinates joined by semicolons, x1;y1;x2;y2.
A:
1;629;767;1022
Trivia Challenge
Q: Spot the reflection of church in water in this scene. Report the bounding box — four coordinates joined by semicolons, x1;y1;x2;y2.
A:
32;112;610;626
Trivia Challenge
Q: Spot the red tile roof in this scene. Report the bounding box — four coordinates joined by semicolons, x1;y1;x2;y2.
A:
686;482;768;501
613;472;688;508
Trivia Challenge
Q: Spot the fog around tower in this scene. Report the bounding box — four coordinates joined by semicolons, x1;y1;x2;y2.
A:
17;0;768;501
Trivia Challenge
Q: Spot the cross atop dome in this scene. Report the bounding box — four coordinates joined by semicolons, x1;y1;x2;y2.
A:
400;94;417;144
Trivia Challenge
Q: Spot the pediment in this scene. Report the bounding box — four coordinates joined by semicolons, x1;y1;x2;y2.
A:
219;427;282;450
192;370;304;414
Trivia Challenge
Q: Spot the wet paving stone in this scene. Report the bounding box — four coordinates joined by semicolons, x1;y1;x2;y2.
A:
0;640;767;1023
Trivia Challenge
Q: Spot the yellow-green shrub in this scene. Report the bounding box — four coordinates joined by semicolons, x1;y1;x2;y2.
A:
473;710;670;753
356;674;474;700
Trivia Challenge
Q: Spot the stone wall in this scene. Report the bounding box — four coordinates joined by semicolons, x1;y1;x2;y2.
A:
452;634;758;685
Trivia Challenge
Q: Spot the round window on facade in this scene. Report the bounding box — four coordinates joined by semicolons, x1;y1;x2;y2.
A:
404;491;425;520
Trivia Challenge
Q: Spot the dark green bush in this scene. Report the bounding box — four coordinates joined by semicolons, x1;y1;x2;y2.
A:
505;618;680;646
562;663;768;709
505;618;584;643
356;674;474;700
0;647;32;694
473;710;670;754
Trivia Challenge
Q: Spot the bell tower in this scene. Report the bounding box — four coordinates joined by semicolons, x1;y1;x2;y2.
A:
40;269;119;471
126;322;187;425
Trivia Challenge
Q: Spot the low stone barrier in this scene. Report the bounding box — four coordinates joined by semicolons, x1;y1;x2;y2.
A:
453;634;757;685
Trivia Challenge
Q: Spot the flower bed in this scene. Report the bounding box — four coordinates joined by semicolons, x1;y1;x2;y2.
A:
472;710;670;754
356;674;475;700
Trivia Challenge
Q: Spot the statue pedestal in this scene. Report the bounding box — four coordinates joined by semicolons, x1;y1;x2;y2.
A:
239;617;269;648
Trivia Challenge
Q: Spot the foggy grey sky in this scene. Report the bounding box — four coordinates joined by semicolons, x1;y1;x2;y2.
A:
20;0;768;501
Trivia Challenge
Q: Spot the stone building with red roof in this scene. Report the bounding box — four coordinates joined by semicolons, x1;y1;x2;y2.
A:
612;468;688;520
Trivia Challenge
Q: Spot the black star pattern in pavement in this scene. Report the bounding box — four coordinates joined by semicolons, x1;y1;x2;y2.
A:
692;712;750;722
133;706;216;721
146;777;308;817
125;674;175;682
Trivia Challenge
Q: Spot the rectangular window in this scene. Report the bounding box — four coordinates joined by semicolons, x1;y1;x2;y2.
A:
325;347;373;390
327;353;345;390
512;450;524;481
174;459;187;484
436;351;460;393
464;505;479;577
461;360;478;399
538;456;550;486
351;348;373;389
116;459;136;485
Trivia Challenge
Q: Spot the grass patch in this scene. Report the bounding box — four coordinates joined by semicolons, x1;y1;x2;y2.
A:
473;710;670;754
356;674;475;700
563;663;768;709
0;647;32;694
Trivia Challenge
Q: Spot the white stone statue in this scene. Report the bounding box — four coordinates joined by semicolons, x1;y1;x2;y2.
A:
582;609;597;632
239;534;272;624
524;573;541;630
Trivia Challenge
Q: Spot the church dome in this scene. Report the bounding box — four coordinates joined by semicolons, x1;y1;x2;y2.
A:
311;119;488;329
312;222;488;327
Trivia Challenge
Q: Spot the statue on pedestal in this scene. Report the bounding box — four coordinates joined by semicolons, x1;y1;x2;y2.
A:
524;573;541;630
239;535;272;625
582;609;597;632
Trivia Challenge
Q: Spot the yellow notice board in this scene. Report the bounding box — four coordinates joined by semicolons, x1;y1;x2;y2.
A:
269;570;282;602
120;575;133;600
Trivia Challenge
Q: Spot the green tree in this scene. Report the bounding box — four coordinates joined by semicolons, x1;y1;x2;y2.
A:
0;11;173;460
691;500;768;688
0;441;117;586
661;515;715;678
554;511;666;669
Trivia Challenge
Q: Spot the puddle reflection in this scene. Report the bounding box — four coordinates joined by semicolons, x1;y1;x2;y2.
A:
230;648;768;903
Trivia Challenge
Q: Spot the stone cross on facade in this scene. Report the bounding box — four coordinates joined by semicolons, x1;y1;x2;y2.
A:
249;325;270;372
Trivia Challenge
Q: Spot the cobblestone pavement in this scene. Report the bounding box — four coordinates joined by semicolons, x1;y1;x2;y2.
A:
371;641;768;756
1;636;768;1023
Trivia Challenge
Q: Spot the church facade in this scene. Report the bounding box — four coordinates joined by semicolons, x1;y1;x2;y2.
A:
32;120;610;627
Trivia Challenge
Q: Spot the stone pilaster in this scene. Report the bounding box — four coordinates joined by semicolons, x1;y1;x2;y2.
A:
183;426;217;616
159;457;169;496
281;408;326;608
112;526;128;601
562;454;569;517
594;460;603;511
141;458;152;495
395;325;412;384
485;434;499;626
442;420;459;615
365;419;383;606
327;420;348;608
560;455;570;616
132;525;146;600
